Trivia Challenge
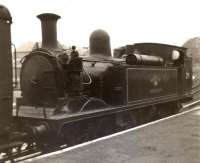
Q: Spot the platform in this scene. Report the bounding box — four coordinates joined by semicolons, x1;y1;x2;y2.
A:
25;107;200;163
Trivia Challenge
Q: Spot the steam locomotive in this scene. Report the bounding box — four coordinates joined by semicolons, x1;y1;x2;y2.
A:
0;4;192;158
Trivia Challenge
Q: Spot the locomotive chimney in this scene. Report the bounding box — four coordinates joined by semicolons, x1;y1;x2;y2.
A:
0;4;12;135
37;13;60;50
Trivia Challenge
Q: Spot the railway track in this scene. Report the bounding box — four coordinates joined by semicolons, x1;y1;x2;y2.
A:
192;83;200;95
192;76;200;89
7;98;199;163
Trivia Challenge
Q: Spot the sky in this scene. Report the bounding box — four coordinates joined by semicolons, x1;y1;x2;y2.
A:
1;0;200;49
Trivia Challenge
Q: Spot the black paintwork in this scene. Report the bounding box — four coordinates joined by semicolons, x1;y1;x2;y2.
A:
0;5;12;136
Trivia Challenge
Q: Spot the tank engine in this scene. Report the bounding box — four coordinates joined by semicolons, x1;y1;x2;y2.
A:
0;5;193;158
15;10;192;146
15;12;193;147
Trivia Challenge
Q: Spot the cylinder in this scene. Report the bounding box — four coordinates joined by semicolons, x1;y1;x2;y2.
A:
126;54;164;66
37;13;60;50
0;5;12;136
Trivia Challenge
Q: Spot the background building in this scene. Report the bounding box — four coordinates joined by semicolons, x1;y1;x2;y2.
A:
183;37;200;87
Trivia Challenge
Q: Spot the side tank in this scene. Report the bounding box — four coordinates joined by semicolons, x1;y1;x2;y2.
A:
0;5;12;136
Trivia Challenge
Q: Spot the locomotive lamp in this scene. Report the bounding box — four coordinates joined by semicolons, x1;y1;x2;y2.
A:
172;50;180;60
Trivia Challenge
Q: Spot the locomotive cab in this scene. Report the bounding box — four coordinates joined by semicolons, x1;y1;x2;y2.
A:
113;43;193;101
